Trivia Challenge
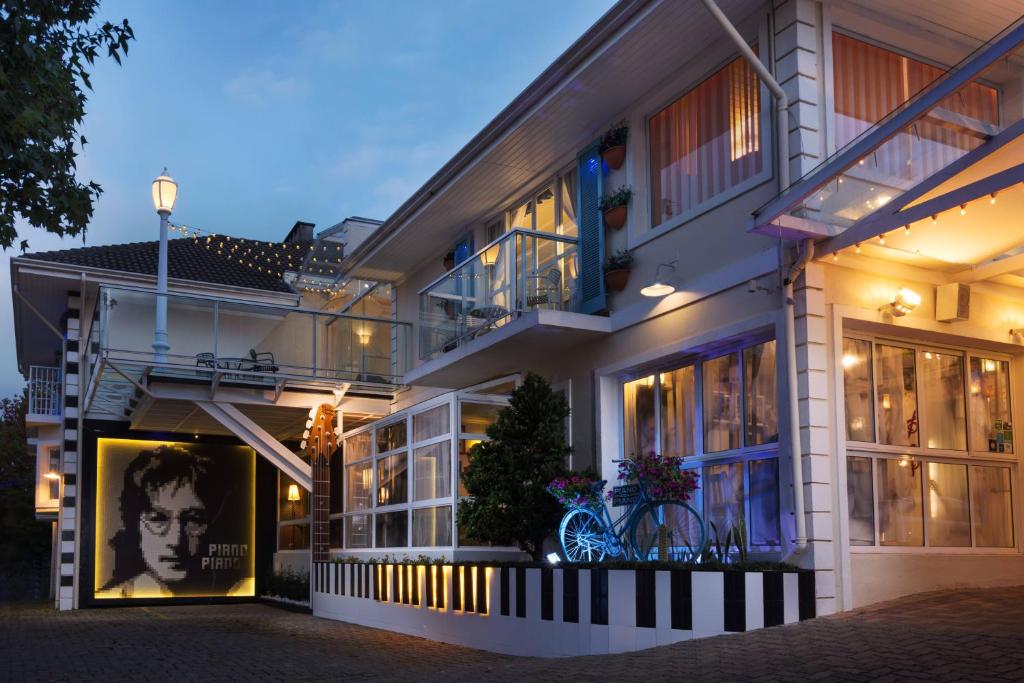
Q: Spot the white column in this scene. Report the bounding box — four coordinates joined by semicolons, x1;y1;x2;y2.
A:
153;209;170;362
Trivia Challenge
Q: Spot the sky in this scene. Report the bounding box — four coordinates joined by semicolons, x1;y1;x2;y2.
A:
1;0;616;397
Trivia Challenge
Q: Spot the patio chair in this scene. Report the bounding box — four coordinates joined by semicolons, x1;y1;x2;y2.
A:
526;268;562;309
196;352;216;369
243;348;279;373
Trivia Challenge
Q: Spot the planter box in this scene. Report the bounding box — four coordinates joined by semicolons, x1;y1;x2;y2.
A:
311;562;815;657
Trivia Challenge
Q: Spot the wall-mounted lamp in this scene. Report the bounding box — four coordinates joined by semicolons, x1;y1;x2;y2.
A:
481;244;501;268
43;471;61;481
641;262;677;297
287;483;301;501
1010;328;1024;344
881;287;921;317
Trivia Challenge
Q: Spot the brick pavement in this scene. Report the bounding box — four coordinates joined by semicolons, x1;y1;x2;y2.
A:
4;586;1024;682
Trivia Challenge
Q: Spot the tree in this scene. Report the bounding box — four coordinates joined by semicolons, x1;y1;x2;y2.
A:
456;373;571;561
0;1;134;250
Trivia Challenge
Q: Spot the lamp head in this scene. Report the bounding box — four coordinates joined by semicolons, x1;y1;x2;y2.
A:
641;262;677;298
287;483;301;501
887;287;921;317
151;168;178;215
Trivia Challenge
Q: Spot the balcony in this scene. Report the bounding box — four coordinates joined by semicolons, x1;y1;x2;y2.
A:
85;286;410;419
26;365;61;424
411;229;609;388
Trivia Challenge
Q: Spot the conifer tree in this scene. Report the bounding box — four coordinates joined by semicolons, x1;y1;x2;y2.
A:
457;373;571;560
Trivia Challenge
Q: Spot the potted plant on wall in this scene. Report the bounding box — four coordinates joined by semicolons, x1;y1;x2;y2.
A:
599;121;628;170
600;186;632;230
604;249;634;293
443;250;456;271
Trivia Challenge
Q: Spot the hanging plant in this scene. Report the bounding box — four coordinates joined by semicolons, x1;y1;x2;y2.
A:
599;186;632;230
443;250;456;271
599;122;629;170
611;450;700;504
604;248;633;293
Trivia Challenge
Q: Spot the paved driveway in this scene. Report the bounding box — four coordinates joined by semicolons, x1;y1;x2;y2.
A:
4;587;1024;682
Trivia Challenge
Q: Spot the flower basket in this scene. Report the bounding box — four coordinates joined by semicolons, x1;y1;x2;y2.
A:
605;268;630;292
612;451;699;504
603;204;628;230
601;144;626;170
547;476;603;510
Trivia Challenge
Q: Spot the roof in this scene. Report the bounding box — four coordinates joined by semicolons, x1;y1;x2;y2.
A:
22;237;311;294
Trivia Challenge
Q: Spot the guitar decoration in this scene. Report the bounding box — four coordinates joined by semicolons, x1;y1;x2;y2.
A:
303;403;339;564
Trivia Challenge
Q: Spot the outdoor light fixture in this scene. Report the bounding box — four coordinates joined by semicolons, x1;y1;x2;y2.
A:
641;261;677;297
287;483;301;501
151;168;178;215
546;552;561;565
151;168;177;362
881;287;921;317
481;244;501;268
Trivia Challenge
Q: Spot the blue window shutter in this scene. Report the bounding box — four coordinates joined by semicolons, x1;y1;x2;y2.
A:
577;143;605;314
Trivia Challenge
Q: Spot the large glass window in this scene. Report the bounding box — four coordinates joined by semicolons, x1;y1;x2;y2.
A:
969;358;1013;454
649;51;763;228
376;421;407;453
875;344;919;447
744;341;778;446
660;367;695;457
842;338;874;442
376;453;408;507
919;351;966;451
970;465;1014;548
345;461;372;511
414;441;451;501
375;511;407;547
703;353;741;452
832;33;998;182
413;404;450;442
704;462;744;534
847;456;875;545
624;375;656;458
345;514;371;549
748;458;780;546
412;505;452;547
926;462;971;547
877;457;923;546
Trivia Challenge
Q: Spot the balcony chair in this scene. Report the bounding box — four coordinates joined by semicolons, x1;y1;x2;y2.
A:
525;267;562;309
243;348;279;373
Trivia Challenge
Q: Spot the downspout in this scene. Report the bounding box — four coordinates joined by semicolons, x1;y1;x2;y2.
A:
700;0;807;551
783;239;814;552
699;0;789;191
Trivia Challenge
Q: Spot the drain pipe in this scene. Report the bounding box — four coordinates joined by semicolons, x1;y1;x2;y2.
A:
783;239;814;552
699;0;789;192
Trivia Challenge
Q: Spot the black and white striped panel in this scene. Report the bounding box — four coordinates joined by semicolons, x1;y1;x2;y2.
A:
57;291;81;611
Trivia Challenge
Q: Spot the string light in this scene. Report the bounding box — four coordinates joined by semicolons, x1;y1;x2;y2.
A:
931;215;937;226
855;243;861;254
879;233;885;245
904;224;911;236
832;252;839;262
960;204;967;216
990;193;997;205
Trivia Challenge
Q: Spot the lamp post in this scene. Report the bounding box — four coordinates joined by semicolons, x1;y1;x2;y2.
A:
151;169;178;362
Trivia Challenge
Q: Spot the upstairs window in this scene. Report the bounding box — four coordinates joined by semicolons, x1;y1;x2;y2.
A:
649;49;764;229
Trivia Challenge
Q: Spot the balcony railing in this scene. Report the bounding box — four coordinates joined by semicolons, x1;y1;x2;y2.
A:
27;366;61;417
96;286;411;387
419;229;578;360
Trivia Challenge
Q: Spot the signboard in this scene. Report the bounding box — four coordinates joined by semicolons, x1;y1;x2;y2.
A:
94;438;255;600
611;483;641;507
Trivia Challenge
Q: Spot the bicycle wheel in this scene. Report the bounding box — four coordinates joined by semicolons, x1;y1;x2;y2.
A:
629;501;705;562
559;507;608;563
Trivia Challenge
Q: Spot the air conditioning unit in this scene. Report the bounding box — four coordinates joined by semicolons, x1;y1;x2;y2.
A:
936;283;970;322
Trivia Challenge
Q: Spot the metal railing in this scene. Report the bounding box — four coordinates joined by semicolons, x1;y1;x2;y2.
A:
27;366;61;417
96;285;411;387
418;228;579;360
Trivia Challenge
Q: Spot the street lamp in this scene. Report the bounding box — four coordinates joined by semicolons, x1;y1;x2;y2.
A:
151;169;178;362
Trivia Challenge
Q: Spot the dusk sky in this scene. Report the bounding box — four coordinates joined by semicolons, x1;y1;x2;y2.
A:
1;0;615;396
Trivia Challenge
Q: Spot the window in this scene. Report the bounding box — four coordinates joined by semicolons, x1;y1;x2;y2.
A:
875;344;919;447
877;457;923;546
832;33;998;181
376;453;408;506
413;506;452;547
649;51;763;229
623;375;656;458
919;351;966;451
842;338;874;442
413;442;451;501
969;358;1013;454
621;337;780;550
413;404;450;441
376;421;407;453
703;353;741;452
375;511;407;547
848;456;1015;549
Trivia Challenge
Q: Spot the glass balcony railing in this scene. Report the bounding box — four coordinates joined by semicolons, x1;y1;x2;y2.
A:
418;228;579;360
96;286;410;387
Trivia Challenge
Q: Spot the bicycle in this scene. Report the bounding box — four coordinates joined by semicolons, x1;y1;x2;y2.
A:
558;459;706;563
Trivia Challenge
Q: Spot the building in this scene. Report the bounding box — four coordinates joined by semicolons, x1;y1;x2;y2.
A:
12;0;1024;620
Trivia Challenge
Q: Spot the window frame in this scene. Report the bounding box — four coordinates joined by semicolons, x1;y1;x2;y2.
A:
632;23;773;248
619;333;781;550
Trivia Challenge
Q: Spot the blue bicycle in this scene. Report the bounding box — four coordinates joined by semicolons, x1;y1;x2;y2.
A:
558;460;705;563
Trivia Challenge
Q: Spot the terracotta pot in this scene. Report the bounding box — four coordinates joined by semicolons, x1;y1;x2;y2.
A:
443;255;455;271
605;268;630;292
603;204;628;230
601;144;626;170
